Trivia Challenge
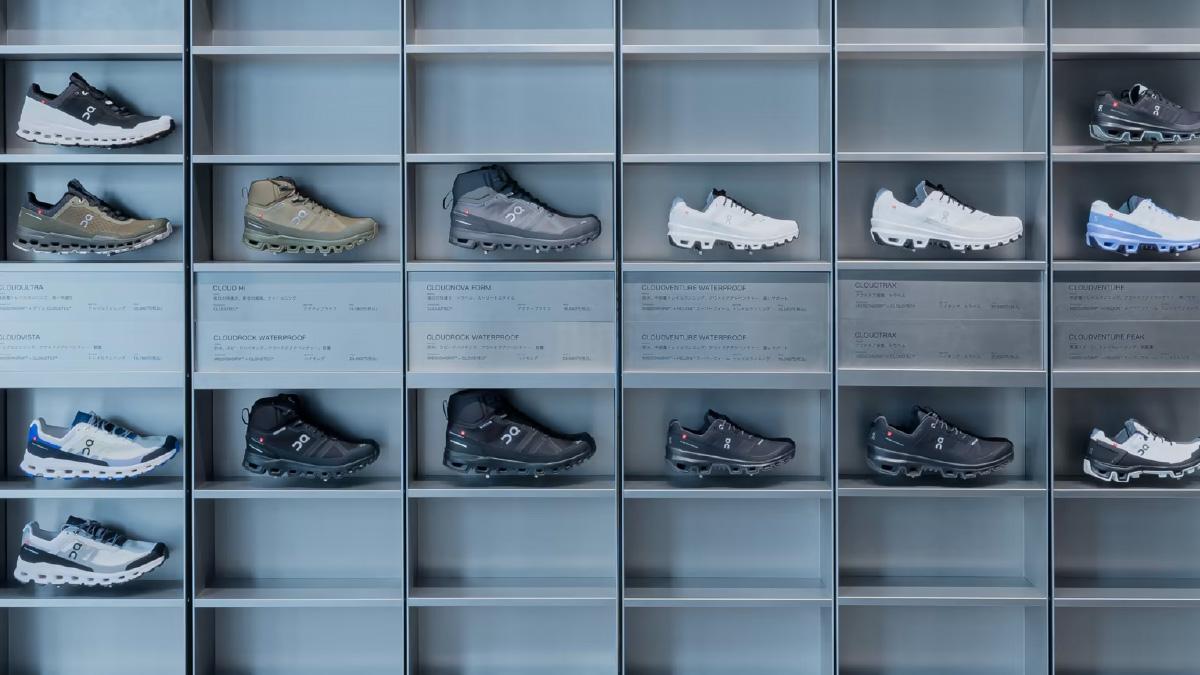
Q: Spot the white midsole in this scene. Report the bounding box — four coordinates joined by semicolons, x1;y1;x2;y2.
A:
16;98;171;146
15;554;165;587
667;220;798;245
20;446;177;479
870;217;1022;245
1083;457;1200;483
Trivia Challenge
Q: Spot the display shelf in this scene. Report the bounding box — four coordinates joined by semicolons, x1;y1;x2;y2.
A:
406;371;616;389
195;45;404;56
0;45;183;59
838;43;1043;56
408;477;615;498
406;152;615;164
0;580;183;608
837;0;1044;46
0;372;185;389
0;478;184;500
624;577;831;607
1052;145;1200;162
1052;0;1200;54
193;0;400;48
624;44;829;56
1053;479;1200;498
192;153;403;164
192;371;403;390
410;43;612;55
0;153;184;164
407;0;613;47
193;262;406;273
409;578;615;607
1055;497;1200;587
406;261;616;273
1055;606;1200;675
838;478;1046;497
622;261;832;273
838;260;1047;271
623;478;832;499
194;579;406;608
1052;260;1200;272
194;478;406;499
1055;579;1200;607
9;606;186;675
839;576;1046;606
623;152;830;163
1052;371;1200;388
837;368;1046;387
622;371;832;390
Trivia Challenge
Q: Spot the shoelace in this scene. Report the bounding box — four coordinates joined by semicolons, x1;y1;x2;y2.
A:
1146;201;1179;220
505;179;553;214
714;191;755;216
926;413;972;441
78;194;129;221
80;84;131;116
71;520;127;546
289;193;331;217
930;184;977;213
88;414;132;439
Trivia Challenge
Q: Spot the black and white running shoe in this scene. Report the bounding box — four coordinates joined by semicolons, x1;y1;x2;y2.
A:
1085;419;1200;483
242;394;380;481
1091;84;1200;145
867;407;1015;480
15;517;168;587
17;72;174;148
443;389;595;476
666;410;795;476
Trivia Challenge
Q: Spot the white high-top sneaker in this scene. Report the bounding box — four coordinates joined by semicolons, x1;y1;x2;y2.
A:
870;180;1023;251
14;516;168;587
1085;419;1200;483
667;189;799;252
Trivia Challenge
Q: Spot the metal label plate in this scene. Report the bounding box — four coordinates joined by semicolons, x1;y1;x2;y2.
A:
408;272;615;372
623;272;828;372
196;272;403;372
0;272;183;373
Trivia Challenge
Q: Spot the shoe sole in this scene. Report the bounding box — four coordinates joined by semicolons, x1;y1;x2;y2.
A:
242;447;380;481
12;223;173;255
666;223;798;252
14;553;166;587
20;447;178;480
450;220;601;253
1083;457;1200;483
1085;225;1200;256
866;446;1014;480
16;120;174;149
870;219;1022;252
442;446;595;477
666;446;795;477
242;220;377;255
1090;123;1200;145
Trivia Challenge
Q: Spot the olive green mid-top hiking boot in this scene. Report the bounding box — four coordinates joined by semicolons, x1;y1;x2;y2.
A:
242;177;378;255
14;179;173;255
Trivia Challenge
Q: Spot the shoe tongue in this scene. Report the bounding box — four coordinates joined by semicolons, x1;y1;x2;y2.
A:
705;189;726;208
915;180;935;199
483;165;513;191
1124;419;1150;438
1130;83;1151;103
1121;196;1146;214
72;410;95;426
68;72;92;90
705;409;726;424
66;179;101;203
63;515;89;531
270;177;297;196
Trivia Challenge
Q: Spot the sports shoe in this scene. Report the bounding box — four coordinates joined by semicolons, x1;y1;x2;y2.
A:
867;407;1015;480
15;517;167;587
242;394;380;480
22;411;179;480
243;177;378;255
666;410;796;476
871;180;1023;251
17;72;173;147
446;165;601;252
1091;84;1200;145
443;389;595;476
1085;420;1200;483
13;179;173;255
667;189;800;252
1086;196;1200;255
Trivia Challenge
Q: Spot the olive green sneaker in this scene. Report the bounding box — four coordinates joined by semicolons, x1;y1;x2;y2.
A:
242;177;378;255
14;180;173;255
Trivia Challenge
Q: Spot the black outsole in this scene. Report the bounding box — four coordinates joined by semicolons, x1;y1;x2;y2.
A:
241;230;377;255
242;449;380;482
666;234;798;253
17;122;175;149
666;448;796;477
870;231;1022;252
442;447;595;477
867;448;1014;480
450;231;600;253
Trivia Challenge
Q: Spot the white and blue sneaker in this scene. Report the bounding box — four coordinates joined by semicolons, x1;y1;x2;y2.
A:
1086;197;1200;255
15;517;168;587
22;412;179;479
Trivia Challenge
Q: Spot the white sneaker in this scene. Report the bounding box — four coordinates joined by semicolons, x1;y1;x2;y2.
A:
667;189;800;252
870;180;1023;251
1086;196;1200;255
22;411;179;480
1085;419;1200;483
15;517;168;587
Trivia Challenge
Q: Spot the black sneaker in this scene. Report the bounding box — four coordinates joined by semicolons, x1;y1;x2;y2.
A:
443;389;595;476
666;411;796;476
867;407;1014;480
242;394;380;481
1091;84;1200;145
445;165;601;252
17;72;174;148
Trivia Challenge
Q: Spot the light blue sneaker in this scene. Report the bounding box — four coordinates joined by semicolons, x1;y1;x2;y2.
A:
1086;196;1200;255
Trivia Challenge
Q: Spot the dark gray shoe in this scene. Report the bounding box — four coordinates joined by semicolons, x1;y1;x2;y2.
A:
446;165;601;252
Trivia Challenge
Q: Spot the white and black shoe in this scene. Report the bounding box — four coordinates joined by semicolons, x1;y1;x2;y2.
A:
15;517;168;587
1085;419;1200;483
870;180;1023;251
17;72;173;148
667;189;800;252
867;407;1015;480
23;411;179;480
